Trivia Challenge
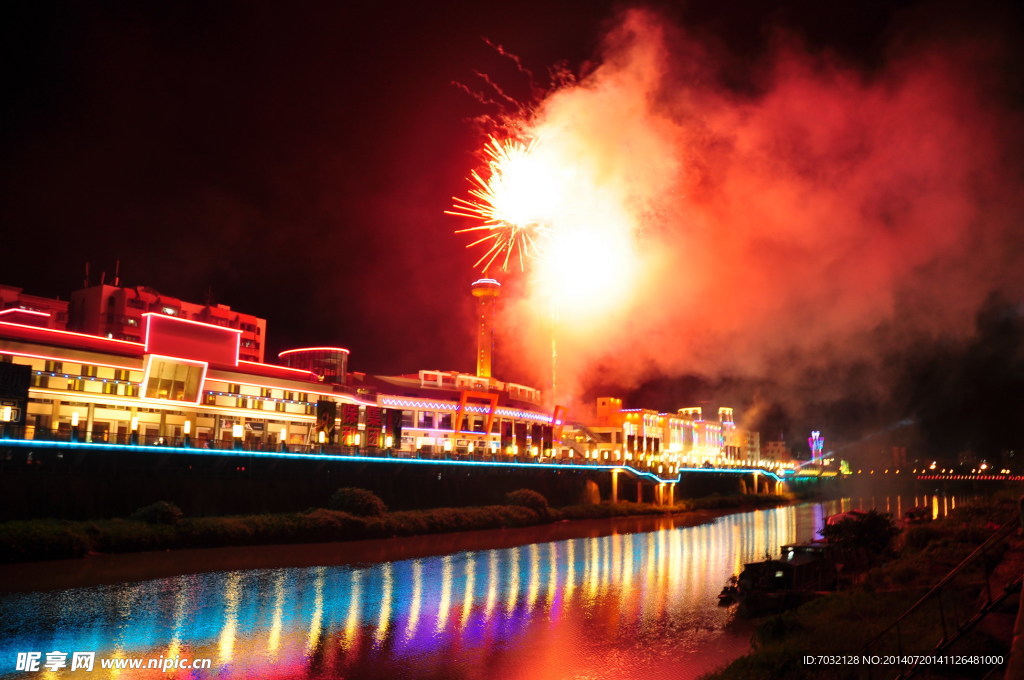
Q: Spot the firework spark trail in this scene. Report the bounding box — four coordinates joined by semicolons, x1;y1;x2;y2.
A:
447;136;550;273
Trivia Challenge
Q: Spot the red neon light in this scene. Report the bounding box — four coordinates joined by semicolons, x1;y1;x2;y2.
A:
144;313;240;367
0;320;143;346
278;346;350;356
202;377;375;405
141;312;243;335
237;360;314;375
0;308;50;318
0;350;139;372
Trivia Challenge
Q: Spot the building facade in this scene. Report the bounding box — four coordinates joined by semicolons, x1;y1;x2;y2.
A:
561;399;775;473
70;284;267;362
0;281;779;478
0;287;558;460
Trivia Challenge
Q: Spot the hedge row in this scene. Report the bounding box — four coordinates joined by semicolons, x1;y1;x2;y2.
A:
0;492;791;563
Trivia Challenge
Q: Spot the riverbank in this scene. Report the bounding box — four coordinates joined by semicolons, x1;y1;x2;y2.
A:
700;493;1022;680
0;493;792;591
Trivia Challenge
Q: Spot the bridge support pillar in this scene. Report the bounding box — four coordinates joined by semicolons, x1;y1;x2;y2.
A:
611;469;619;504
637;481;643;503
752;471;760;495
668;482;675;507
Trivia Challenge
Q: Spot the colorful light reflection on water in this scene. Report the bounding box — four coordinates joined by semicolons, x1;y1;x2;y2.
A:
0;495;958;679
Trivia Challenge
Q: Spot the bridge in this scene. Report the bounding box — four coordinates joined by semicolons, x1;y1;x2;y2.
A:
0;432;791;517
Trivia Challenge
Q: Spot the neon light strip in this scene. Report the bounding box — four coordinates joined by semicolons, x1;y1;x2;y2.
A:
0;350;140;372
141;312;244;334
186;404;316;421
35;372;134;385
28;387;317;421
31;388;142;409
175;403;317;422
0;308;51;318
0;320;143;346
143;312;241;367
31;380;365;413
381;397;459;410
236;360;316;376
494;408;552;423
0;439;785;484
915;475;1023;481
379;398;552;423
204;378;377;407
277;347;350;357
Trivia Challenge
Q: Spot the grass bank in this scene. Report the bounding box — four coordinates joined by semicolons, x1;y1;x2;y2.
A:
700;494;1020;680
0;493;791;564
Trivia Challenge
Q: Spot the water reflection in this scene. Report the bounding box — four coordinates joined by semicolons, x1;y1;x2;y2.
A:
0;495;959;679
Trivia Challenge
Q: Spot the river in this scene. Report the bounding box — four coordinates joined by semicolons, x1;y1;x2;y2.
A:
0;494;961;679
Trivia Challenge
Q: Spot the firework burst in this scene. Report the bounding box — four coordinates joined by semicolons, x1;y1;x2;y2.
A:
447;136;553;273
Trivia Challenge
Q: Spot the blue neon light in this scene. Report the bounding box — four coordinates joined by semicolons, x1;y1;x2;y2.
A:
0;440;785;484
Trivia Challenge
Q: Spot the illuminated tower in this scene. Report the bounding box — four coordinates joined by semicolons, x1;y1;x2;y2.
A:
471;278;501;378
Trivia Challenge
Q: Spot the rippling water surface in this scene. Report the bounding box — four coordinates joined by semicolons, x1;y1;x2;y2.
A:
0;494;960;679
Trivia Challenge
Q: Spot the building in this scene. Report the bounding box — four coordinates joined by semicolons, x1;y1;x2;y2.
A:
0;283;558;459
369;369;556;457
0;280;778;480
761;440;791;464
70;284;267;362
0;285;69;329
561;399;763;475
470;278;501;379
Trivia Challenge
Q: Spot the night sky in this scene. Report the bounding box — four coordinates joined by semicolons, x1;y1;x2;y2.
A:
2;1;1022;458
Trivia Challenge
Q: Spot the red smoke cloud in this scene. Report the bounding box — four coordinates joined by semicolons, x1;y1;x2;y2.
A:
494;8;1024;409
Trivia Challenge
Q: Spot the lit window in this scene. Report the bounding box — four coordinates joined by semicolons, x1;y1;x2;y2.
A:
142;357;205;403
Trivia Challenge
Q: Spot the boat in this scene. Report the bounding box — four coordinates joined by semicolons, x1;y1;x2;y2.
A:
735;541;837;616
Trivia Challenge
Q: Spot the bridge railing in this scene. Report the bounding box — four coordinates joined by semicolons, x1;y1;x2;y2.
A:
0;424;786;480
847;509;1021;680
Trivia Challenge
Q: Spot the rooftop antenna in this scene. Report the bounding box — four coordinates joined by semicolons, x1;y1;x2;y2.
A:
113;260;121;287
83;261;90;288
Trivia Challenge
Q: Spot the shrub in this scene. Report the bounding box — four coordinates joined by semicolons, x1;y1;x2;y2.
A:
177;517;257;547
503;489;549;513
87;519;175;553
903;524;943;551
0;520;92;562
820;509;900;557
130;501;183;525
328;487;387;517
